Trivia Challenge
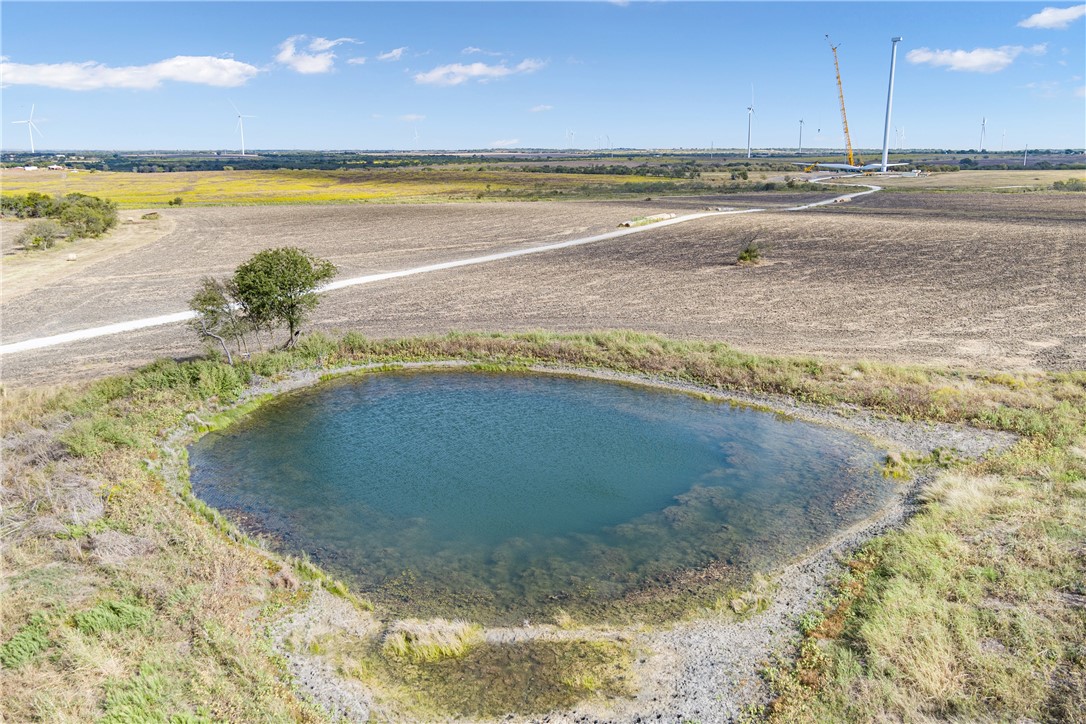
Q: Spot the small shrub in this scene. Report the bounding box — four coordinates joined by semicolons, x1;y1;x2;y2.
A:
1052;178;1085;192
167;196;183;206
61;416;141;458
737;241;762;265
15;219;65;250
141;212;160;220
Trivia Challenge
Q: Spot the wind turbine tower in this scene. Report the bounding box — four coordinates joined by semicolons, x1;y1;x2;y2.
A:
880;36;903;173
12;104;43;154
231;102;255;156
746;85;754;159
798;119;804;154
979;117;986;153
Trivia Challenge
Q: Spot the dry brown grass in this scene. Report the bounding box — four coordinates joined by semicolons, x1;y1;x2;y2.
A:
381;618;484;662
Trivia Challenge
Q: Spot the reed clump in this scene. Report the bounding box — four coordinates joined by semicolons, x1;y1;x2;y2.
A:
381;618;484;663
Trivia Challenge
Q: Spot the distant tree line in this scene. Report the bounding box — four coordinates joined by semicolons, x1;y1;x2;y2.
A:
517;163;703;179
2;192;119;250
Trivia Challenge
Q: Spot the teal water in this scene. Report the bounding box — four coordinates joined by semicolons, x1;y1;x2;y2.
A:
189;372;894;622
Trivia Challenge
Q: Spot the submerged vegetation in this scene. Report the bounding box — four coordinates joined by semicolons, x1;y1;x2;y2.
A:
2;330;1083;720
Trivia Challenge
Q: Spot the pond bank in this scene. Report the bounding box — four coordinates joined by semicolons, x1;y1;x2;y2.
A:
186;359;1015;722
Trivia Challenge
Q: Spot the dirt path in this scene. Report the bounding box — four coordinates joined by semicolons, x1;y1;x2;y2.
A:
1;211;176;304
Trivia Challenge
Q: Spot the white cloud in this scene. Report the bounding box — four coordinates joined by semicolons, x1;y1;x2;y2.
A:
378;47;407;62
1025;80;1062;97
529;104;553;113
0;55;259;90
462;46;504;56
399;114;425;122
308;37;359;52
347;57;367;65
491;139;519;148
276;35;357;74
1018;4;1086;29
414;58;544;86
906;44;1046;73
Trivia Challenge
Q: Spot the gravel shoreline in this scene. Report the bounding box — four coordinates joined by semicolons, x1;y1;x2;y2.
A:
196;361;1016;722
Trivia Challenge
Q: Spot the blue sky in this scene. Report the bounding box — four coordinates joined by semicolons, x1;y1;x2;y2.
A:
3;2;1084;152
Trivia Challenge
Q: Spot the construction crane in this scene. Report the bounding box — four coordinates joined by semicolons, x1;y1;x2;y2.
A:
826;34;859;167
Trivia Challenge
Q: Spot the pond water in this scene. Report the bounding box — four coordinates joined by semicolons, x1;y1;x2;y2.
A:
189;371;895;623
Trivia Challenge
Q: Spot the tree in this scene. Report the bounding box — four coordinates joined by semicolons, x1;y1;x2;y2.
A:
231;247;337;348
188;277;250;364
15;219;65;250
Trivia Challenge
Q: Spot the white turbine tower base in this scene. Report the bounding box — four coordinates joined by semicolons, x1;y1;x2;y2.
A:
12;104;43;154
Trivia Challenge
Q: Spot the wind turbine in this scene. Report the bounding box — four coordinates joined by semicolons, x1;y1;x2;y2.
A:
12;104;43;154
746;85;754;159
979;117;986;153
231;102;255;156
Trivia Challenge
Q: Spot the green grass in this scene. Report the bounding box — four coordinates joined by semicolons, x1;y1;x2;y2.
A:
72;598;153;636
0;614;52;669
2;330;1083;721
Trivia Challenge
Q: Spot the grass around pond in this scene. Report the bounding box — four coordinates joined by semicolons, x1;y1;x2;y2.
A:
2;330;1083;720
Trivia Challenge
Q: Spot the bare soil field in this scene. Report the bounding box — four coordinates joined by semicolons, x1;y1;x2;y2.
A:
812;189;1086;223
870;168;1084;191
1;190;1082;386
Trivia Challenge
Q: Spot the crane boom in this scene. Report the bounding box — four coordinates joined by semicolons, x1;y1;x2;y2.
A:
826;35;858;167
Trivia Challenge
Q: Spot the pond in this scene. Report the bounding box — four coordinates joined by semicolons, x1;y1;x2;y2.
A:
189;371;895;623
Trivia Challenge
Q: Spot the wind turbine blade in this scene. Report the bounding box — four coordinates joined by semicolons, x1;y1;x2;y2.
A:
29;104;35;121
230;100;241;116
30;121;43;137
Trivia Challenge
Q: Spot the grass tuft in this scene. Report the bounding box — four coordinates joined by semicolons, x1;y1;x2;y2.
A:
71;598;153;636
0;614;52;669
382;618;484;663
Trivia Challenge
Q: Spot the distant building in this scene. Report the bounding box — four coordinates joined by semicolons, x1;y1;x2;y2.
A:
21;166;39;171
48;164;65;170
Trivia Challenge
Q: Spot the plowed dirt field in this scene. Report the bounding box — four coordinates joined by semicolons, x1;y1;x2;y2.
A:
2;191;1082;385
